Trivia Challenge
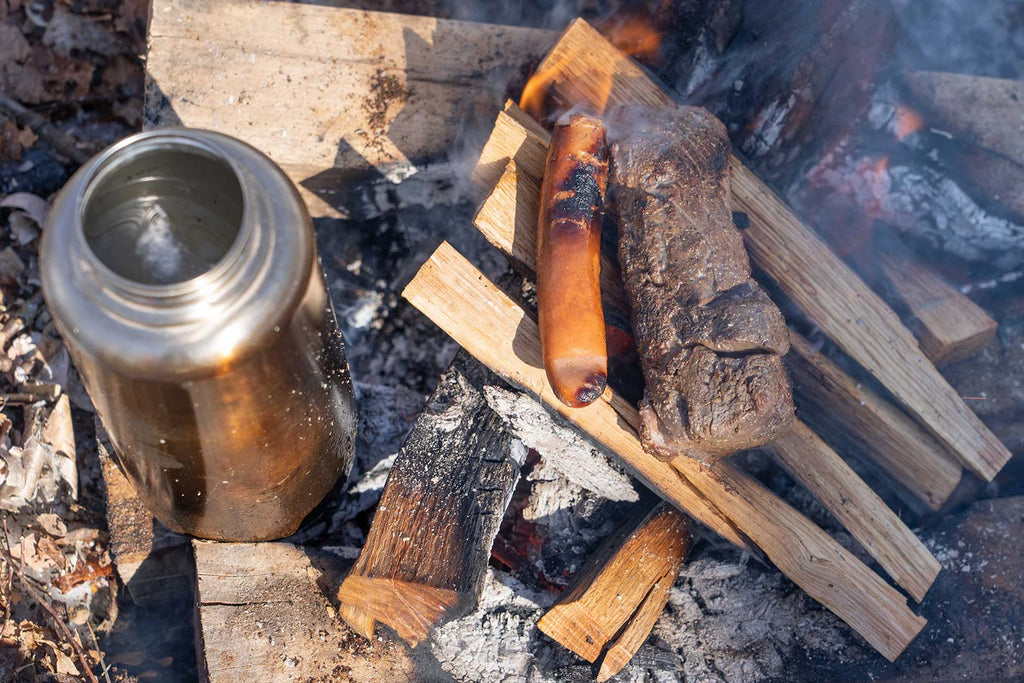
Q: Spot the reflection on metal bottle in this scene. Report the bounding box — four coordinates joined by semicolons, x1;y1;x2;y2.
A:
41;129;357;541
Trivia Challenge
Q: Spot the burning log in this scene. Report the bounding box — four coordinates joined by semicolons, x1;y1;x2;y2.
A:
404;242;927;661
517;18;1011;481
902;70;1024;169
537;114;610;407
879;251;998;366
765;421;940;603
785;332;962;512
537;502;692;681
193;541;417;682
336;353;524;646
721;0;899;183
608;103;794;462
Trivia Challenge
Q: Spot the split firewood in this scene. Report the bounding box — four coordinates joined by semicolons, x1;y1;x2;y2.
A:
878;251;997;367
537;114;609;407
538;502;692;680
194;541;417;682
608;103;793;462
95;421;192;607
785;331;962;512
336;353;524;647
765;421;940;603
472;113;962;511
404;243;927;661
483;18;1011;483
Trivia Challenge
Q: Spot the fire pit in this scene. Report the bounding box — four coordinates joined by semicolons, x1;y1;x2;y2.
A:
4;0;1020;681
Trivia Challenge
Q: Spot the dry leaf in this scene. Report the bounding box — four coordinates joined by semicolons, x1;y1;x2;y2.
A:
0;192;48;227
110;650;147;666
53;649;80;675
36;512;68;538
36;533;67;571
0;119;37;162
0;247;25;283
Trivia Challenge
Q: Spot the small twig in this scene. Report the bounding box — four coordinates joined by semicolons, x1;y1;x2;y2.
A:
86;621;113;683
0;92;91;165
0;516;13;636
6;522;99;683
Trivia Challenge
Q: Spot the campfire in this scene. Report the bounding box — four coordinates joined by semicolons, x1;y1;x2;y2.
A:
4;0;1022;681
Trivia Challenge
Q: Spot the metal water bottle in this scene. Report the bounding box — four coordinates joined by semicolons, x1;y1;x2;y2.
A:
41;129;357;541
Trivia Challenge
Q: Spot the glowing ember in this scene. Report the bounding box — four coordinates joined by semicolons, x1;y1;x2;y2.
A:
893;104;926;140
520;13;662;122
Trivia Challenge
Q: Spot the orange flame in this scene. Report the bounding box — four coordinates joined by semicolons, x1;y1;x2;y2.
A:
520;12;663;123
601;12;664;62
893;104;925;141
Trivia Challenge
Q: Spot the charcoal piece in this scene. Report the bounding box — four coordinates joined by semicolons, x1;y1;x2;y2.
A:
609;104;794;462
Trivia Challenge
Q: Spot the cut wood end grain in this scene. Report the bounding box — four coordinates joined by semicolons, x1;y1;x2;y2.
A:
879;251;998;367
337;575;459;647
538;503;691;669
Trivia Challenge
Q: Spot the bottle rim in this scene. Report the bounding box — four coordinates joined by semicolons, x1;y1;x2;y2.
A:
73;129;257;306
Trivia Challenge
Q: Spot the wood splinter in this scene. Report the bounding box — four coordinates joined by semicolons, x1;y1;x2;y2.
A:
538;502;693;681
538;113;610;407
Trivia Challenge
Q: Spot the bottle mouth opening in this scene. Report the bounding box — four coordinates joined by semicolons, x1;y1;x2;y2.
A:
80;135;247;289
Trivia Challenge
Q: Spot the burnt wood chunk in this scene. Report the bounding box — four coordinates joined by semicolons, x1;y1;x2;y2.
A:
609;104;794;462
336;352;523;647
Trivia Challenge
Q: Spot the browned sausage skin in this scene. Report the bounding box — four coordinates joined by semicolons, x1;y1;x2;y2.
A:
537;114;610;408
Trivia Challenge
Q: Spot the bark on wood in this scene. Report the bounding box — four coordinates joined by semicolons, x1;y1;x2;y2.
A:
879;251;997;367
404;242;927;661
336;353;524;647
785;331;962;512
193;541;417;683
505;18;1009;482
765;421;940;603
538;502;691;677
146;0;555;218
96;419;192;607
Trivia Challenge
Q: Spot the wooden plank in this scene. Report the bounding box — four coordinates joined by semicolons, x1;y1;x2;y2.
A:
879;251;998;366
193;540;416;683
487;18;1010;482
146;0;555;216
336;353;522;647
403;243;927;661
785;331;962;511
538;502;691;673
96;420;192;608
766;421;940;603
